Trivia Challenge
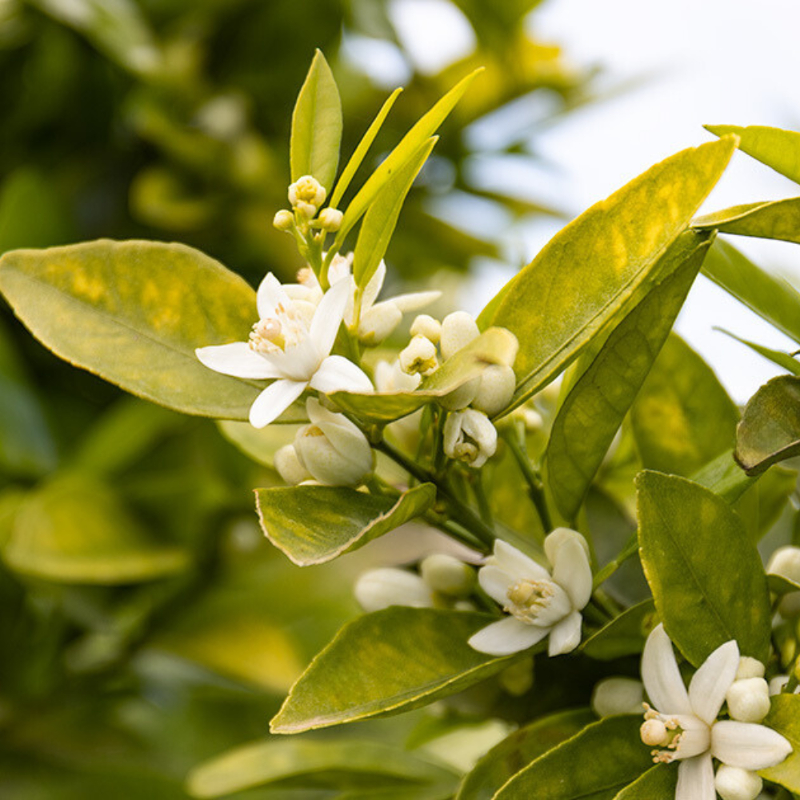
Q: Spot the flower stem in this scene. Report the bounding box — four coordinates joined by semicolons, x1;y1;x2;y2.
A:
592;533;639;590
502;424;553;533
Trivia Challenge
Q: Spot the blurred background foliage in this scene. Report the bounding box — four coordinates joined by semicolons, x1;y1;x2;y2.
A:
0;0;600;796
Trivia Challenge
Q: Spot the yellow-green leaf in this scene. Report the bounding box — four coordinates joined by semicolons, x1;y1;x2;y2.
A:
0;240;261;420
581;600;655;661
482;137;736;411
636;471;771;665
716;328;800;376
760;694;800;793
255;484;436;566
705;124;800;185
290;49;342;191
613;765;676;799
270;608;513;734
693;198;800;244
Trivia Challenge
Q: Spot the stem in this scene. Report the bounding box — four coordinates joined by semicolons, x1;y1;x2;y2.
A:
592;533;639;590
471;472;494;526
503;425;553;532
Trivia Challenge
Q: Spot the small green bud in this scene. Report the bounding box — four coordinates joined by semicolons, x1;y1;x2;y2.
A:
420;554;475;597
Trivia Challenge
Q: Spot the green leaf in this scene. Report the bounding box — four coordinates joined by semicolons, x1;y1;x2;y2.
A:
353;137;436;290
1;475;188;584
481;138;736;410
690;449;756;503
760;694;800;793
613;765;676;799
716;328;800;376
693;198;800;245
735;376;800;475
329;87;403;210
255;484;436;566
768;573;800;595
0;240;262;420
456;709;594;800
636;471;771;665
732;465;796;541
705;124;800;185
581;600;655;661
330;327;517;423
493;716;653;799
187;738;456;798
702;238;800;345
217;420;297;468
270;608;513;734
631;335;738;477
332;69;482;248
290;49;342;192
544;237;709;521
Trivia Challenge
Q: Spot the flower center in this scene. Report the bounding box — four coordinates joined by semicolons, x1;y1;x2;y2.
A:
248;300;316;354
504;579;569;626
250;318;285;352
640;703;709;763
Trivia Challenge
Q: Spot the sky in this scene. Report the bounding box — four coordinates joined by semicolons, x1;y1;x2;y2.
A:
346;0;800;402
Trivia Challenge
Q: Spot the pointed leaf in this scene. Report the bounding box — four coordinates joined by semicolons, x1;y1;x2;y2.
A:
717;328;800;376
690;449;756;503
353;137;436;290
705;124;800;185
702;238;800;345
759;694;800;793
187;738;456;798
456;709;594;800
290;50;342;191
493;716;653;799
0;240;262;420
481;137;736;410
270;608;514;734
581;600;655;661
636;471;771;665
544;235;709;520
613;765;676;799
693;198;800;244
255;484;436;566
735;375;800;475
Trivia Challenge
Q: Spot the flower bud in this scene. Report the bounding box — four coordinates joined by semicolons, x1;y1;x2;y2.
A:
399;335;438;376
512;406;544;431
354;568;434;612
420;554;475;597
592;677;644;717
288;175;326;209
438;378;480;411
544;527;591;567
443;409;497;468
726;677;771;723
358;302;403;346
374;360;421;392
293;399;373;486
472;365;516;416
769;675;797;695
318;207;343;231
273;209;294;231
714;765;763;800
294;200;317;219
768;546;800;617
410;314;442;344
736;656;766;680
274;444;312;485
440;311;479;360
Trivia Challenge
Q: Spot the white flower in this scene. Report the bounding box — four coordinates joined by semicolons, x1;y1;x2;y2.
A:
468;531;592;657
443;409;497;467
354;568;434;612
399;335;439;376
195;273;372;428
639;624;791;800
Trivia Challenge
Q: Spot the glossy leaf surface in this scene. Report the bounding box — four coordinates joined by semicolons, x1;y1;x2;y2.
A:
705;124;800;185
613;765;676;799
581;600;655;661
760;694;800;793
693;198;800;245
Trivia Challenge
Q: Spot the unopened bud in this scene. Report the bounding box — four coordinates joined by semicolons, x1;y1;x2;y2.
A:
354;568;434;612
768;546;800;617
410;314;442;344
714;765;763;800
288;175;326;208
443;409;497;468
591;677;644;717
318;207;343;231
420;554;475;597
639;718;669;747
358;301;402;346
544;527;591;567
726;677;771;723
472;365;516;416
513;406;544;431
273;209;294;231
399;335;438;376
294;399;373;486
440;311;479;360
274;444;312;485
736;656;766;680
294;200;317;219
438;378;480;411
769;675;791;696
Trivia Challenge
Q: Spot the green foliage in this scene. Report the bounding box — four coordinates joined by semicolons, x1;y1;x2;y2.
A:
270;608;515;734
637;471;771;664
482;138;735;411
580;600;655;661
255;484;436;566
613;766;677;799
761;694;800;793
694;198;800;245
706;123;800;185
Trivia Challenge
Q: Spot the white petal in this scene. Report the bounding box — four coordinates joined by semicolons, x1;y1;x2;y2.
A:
195;343;282;379
641;624;692;715
548;610;582;656
711;720;793;770
248;380;306;428
256;272;289;319
493;540;550;582
551;536;593;611
676;755;715;800
688;639;739;725
467;616;549;656
309;355;373;394
362;260;386;310
544;527;590;567
309;279;350;357
389;290;441;313
477;564;514;606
